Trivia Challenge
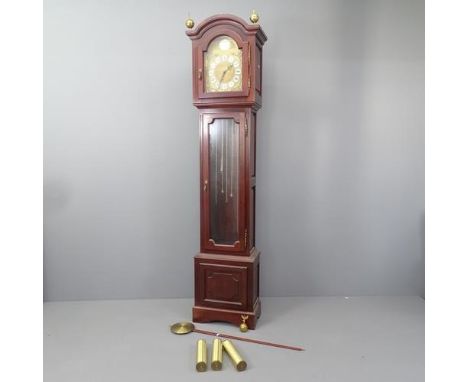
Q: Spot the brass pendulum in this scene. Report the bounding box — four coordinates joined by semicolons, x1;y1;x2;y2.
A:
170;321;305;351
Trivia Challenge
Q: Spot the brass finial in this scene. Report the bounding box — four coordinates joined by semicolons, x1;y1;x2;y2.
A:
185;17;195;29
239;315;249;332
249;10;259;24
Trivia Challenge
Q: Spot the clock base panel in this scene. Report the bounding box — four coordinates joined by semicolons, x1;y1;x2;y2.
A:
193;249;261;329
193;299;261;329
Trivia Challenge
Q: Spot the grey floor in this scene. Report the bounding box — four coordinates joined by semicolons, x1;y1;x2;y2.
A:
44;296;424;382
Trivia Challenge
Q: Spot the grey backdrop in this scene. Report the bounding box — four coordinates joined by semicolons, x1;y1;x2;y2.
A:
44;0;424;301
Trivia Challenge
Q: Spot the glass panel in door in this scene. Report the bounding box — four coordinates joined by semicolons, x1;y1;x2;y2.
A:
208;118;239;245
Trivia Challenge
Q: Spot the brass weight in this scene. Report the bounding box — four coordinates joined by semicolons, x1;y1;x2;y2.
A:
195;339;207;372
211;338;223;370
223;340;247;371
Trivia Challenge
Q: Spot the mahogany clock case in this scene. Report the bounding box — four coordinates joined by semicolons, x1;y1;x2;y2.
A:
187;14;267;329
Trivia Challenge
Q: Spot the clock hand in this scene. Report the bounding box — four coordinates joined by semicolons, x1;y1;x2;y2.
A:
219;69;228;88
218;63;234;88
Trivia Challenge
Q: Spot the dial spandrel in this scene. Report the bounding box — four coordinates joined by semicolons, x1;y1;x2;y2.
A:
204;36;243;93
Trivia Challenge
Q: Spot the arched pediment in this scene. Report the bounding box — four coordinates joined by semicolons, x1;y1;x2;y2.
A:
186;14;267;44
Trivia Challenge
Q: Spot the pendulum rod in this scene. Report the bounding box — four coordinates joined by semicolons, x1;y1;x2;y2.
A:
170;322;304;352
194;328;304;352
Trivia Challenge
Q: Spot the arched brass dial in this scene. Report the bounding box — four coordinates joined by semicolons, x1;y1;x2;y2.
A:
204;36;243;93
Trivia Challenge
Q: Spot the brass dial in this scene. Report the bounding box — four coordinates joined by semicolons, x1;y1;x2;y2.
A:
204;36;243;93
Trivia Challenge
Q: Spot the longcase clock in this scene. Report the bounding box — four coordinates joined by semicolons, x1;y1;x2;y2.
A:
186;14;267;329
